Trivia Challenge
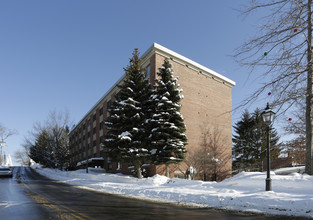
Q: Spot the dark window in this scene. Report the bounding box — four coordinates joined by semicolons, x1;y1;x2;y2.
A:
100;122;104;130
145;64;150;78
93;114;96;121
93;127;96;134
107;100;112;110
100;108;103;116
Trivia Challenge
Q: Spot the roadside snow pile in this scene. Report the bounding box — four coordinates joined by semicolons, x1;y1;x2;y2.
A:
274;166;305;175
32;165;313;218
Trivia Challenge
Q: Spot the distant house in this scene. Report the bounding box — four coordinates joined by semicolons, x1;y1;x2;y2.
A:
69;43;235;181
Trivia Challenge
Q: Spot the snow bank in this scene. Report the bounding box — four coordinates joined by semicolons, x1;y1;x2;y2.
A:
32;166;313;218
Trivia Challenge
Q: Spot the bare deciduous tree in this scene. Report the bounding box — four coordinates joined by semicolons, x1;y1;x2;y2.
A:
234;0;313;174
282;101;306;164
0;123;17;141
0;123;17;165
14;147;30;166
183;126;230;181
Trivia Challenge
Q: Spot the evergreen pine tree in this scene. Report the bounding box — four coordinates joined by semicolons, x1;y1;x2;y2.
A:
147;58;187;176
233;109;280;172
105;49;152;179
232;110;254;171
30;130;55;168
53;125;70;170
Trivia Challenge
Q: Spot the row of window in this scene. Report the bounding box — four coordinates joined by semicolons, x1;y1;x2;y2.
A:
71;141;103;155
71;63;151;139
71;135;105;150
70;121;106;142
70;63;151;166
71;152;99;162
70;64;150;142
71;99;113;139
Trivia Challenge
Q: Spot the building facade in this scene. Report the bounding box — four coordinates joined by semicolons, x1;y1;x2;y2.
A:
69;43;235;180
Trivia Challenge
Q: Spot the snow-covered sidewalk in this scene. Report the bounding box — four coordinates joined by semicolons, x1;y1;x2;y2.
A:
32;165;313;218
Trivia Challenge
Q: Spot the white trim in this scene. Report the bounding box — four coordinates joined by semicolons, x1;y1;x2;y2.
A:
151;43;236;86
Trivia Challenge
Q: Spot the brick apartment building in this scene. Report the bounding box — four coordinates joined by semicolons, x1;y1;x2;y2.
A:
69;43;235;180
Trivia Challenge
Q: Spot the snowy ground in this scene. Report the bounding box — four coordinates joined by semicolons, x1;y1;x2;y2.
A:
31;165;313;218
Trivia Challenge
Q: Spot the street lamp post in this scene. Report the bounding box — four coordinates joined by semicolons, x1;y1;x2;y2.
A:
261;103;276;191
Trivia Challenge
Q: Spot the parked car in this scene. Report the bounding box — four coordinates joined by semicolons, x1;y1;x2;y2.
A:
0;167;13;177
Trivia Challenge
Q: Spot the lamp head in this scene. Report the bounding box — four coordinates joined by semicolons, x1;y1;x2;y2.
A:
261;103;276;125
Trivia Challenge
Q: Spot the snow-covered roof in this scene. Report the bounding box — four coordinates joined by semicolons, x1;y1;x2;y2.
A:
142;43;236;87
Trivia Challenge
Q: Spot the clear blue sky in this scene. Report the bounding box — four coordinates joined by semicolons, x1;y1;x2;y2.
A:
0;1;267;165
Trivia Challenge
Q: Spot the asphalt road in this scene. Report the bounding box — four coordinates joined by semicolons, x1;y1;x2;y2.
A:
0;167;307;220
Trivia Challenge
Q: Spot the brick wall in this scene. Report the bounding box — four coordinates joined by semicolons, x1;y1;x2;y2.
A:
154;53;233;179
69;44;234;180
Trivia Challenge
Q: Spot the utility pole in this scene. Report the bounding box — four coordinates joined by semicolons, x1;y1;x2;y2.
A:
0;139;5;166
